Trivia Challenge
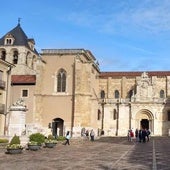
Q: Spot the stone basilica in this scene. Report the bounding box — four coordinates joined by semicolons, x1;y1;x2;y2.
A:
0;23;170;138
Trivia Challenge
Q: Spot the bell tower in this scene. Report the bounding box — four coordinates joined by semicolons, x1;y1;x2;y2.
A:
0;22;40;75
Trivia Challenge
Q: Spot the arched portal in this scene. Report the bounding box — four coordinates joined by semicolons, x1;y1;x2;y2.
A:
135;109;154;132
52;118;64;137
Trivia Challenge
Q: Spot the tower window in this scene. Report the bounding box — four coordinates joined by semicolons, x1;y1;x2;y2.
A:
6;39;12;45
13;51;18;64
5;38;14;45
1;51;6;60
4;34;14;45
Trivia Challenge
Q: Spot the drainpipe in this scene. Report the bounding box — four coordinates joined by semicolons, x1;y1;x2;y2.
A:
115;99;119;136
101;99;105;135
71;57;76;136
129;102;131;130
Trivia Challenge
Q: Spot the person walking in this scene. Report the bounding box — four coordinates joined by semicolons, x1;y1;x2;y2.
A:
90;129;95;141
142;129;147;143
64;131;71;145
139;129;142;142
135;128;139;142
146;129;151;142
85;130;89;140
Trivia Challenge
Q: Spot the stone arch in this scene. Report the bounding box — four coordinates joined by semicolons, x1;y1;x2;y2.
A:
135;109;154;132
0;48;6;60
10;48;19;64
52;118;64;137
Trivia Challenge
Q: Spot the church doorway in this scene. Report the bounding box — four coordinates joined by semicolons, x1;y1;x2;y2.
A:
140;119;149;129
52;118;64;138
135;109;153;132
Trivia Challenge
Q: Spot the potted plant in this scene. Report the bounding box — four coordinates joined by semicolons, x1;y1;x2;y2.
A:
6;135;23;154
28;133;45;151
44;134;57;148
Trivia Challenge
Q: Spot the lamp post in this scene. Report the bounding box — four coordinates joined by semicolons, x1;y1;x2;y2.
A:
115;99;119;136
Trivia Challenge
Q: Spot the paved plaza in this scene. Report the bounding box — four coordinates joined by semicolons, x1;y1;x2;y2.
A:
0;136;170;170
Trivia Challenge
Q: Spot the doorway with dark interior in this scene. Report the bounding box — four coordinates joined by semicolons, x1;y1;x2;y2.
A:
52;118;64;138
141;119;149;129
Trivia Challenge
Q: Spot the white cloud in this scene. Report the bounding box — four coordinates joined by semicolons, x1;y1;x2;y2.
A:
62;0;170;34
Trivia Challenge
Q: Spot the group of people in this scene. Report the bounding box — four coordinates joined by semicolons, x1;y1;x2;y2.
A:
64;129;95;145
82;129;95;141
128;128;151;143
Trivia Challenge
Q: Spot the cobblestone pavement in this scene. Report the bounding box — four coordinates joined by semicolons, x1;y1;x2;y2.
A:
0;136;170;170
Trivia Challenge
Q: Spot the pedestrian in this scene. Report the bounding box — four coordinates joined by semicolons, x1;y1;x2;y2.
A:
90;129;95;141
135;128;139;142
127;129;131;141
142;129;147;143
85;130;89;140
138;129;142;143
64;131;70;145
146;129;151;142
130;129;134;142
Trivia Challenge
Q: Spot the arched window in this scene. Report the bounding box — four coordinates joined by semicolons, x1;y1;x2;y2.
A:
114;90;119;99
160;90;165;98
13;51;18;64
100;90;105;99
1;50;6;60
57;68;66;92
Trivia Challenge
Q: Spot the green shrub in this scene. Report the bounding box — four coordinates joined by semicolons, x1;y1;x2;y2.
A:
47;134;55;140
56;136;66;141
10;135;20;145
0;138;9;143
29;133;45;145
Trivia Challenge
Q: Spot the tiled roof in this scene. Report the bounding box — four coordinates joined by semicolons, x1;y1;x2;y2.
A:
11;75;36;85
99;71;170;78
0;24;39;55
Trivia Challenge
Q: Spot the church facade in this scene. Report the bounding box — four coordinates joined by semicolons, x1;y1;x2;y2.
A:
0;23;170;137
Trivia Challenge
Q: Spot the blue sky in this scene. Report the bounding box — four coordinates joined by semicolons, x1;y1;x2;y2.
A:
1;0;170;71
